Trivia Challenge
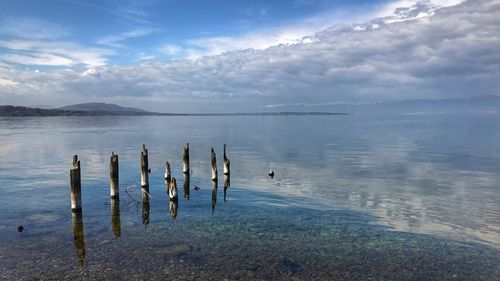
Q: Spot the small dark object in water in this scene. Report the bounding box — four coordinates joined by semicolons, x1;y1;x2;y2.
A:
17;225;24;232
268;170;275;178
194;185;200;191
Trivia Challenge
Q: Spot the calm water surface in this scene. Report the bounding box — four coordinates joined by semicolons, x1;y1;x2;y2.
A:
0;114;499;280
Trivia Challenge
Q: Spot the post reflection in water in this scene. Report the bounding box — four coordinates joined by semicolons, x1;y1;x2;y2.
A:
71;210;85;266
141;186;150;226
223;174;230;202
111;198;121;239
211;180;218;214
169;200;178;220
183;173;190;200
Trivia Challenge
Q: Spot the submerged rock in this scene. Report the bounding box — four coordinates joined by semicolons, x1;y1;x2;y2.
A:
268;257;301;277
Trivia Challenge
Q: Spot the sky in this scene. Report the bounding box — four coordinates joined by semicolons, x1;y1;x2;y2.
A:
0;0;498;112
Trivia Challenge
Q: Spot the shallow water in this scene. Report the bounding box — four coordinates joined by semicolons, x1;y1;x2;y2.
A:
0;114;499;280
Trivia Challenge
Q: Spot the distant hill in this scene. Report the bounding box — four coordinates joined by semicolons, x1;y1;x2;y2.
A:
0;105;152;117
303;95;500;114
375;95;500;114
0;102;150;117
58;102;147;113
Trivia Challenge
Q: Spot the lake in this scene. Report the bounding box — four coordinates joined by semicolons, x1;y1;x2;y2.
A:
0;114;499;280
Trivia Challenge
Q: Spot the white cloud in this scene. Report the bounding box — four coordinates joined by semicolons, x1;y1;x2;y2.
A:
0;40;113;66
0;77;18;87
0;17;71;39
96;27;158;48
0;53;74;66
180;0;467;58
160;44;182;56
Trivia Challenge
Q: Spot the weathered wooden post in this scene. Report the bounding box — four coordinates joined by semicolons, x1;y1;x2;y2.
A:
169;177;178;201
71;210;85;266
70;155;82;212
111;198;121;239
140;144;150;188
110;152;119;199
164;161;171;182
211;180;218;214
224;174;230;202
223;144;230;175
182;143;189;174
211;147;218;181
142;188;150;227
183;173;190;200
141;143;150;226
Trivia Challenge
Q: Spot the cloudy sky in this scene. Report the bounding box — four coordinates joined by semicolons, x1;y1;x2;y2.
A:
0;0;498;112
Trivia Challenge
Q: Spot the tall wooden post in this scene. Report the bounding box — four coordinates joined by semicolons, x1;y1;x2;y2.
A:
140;144;149;188
111;198;121;239
164;161;171;182
70;155;82;212
183;173;190;200
71;210;85;266
110;152;119;199
223;144;230;175
142;186;150;226
211;180;217;214
211;147;218;181
182;143;190;174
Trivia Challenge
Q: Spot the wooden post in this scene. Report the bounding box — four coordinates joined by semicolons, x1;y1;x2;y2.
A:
110;152;119;199
182;143;190;174
183;173;190;200
140;144;149;188
223;144;230;175
141;186;150;226
211;180;217;214
224;174;230;202
111;198;121;239
164;161;171;181
211;147;218;181
71;210;85;266
169;177;178;201
70;155;82;212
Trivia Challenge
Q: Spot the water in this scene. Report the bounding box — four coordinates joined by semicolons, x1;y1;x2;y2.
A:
0;114;499;280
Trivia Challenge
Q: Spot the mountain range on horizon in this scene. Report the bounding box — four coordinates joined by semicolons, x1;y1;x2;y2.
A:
1;95;500;117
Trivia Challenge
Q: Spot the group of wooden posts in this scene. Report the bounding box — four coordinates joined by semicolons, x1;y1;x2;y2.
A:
69;143;231;212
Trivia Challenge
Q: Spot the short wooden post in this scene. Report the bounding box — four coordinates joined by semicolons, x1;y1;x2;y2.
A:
111;198;121;239
211;180;217;214
223;144;230;175
169;177;178;201
110;152;119;199
140;144;149;188
183;173;190;200
211;147;218;181
71;210;85;265
182;143;190;174
164;161;171;181
70;155;82;212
